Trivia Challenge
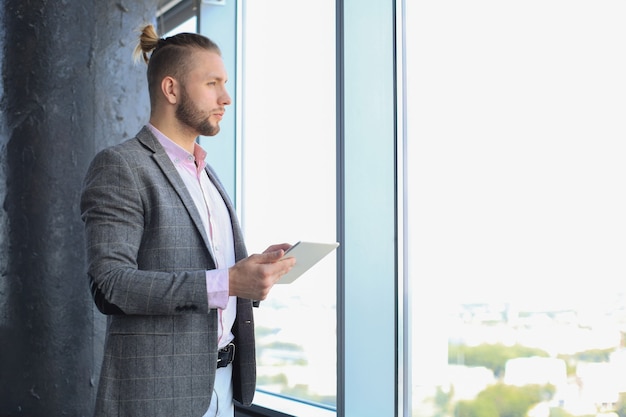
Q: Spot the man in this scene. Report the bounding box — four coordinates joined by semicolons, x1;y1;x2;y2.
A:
80;25;295;417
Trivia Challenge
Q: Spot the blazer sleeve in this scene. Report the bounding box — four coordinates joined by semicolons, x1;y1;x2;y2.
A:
80;145;210;316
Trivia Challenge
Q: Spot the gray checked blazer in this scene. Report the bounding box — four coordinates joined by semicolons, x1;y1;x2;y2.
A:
80;126;256;417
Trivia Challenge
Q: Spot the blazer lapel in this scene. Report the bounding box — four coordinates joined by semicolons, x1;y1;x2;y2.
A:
137;127;216;263
204;165;248;262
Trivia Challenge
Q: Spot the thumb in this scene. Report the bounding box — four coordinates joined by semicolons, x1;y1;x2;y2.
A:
259;249;285;263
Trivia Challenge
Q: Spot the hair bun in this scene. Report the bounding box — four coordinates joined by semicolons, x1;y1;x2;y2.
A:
133;24;161;64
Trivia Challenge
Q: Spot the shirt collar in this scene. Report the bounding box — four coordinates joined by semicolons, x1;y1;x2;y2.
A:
147;124;207;174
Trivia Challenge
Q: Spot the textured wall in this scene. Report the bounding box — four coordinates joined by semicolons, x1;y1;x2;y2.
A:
0;1;154;415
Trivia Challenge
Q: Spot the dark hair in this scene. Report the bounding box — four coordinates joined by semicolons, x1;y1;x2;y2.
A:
133;24;222;106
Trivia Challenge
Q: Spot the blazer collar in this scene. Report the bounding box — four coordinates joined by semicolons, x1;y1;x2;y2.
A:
137;126;218;264
136;125;162;152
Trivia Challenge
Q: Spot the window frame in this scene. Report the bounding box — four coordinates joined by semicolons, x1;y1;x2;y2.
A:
337;0;402;415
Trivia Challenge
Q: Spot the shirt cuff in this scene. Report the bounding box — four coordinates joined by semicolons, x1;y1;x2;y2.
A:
206;269;229;310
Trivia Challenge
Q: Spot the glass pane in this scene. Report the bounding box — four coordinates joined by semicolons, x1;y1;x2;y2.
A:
240;0;337;410
163;16;197;37
406;2;626;417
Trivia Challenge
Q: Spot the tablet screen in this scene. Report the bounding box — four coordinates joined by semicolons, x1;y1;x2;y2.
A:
277;241;339;284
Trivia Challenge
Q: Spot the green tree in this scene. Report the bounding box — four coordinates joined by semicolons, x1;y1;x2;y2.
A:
449;343;549;378
456;397;499;417
433;385;454;417
558;347;613;364
548;407;578;417
615;392;626;417
454;383;554;417
557;347;615;377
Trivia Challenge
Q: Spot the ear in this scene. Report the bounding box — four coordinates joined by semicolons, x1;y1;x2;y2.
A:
160;76;179;105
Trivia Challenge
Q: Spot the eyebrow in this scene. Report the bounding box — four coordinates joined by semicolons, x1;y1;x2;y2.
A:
204;73;228;83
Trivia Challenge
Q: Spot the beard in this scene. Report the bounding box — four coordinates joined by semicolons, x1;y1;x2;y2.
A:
175;85;220;137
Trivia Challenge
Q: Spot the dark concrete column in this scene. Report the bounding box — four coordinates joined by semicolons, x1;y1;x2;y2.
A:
0;1;153;415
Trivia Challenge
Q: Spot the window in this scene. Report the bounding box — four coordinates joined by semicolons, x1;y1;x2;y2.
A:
406;2;626;416
163;16;196;37
157;0;197;35
239;1;399;415
240;0;337;414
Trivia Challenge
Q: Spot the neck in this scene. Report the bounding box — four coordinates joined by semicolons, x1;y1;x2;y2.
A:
149;118;197;154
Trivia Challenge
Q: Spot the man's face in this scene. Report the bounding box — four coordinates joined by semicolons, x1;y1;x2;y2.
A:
175;50;231;137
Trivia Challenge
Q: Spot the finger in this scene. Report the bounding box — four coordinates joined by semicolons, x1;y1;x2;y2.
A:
257;249;285;263
263;243;292;254
277;255;297;271
268;258;296;284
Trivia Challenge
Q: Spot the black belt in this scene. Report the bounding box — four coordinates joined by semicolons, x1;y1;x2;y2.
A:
217;343;235;368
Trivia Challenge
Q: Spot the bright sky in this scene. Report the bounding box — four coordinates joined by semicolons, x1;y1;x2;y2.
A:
406;1;626;310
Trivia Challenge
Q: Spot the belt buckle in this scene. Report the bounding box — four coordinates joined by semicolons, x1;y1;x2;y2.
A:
225;342;235;360
217;343;235;367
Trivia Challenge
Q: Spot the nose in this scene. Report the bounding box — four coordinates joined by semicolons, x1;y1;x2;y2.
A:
220;88;232;106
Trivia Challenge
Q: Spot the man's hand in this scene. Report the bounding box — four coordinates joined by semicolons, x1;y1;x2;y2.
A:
228;243;296;300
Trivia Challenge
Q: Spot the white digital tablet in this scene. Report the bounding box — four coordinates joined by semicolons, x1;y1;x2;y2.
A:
277;241;340;284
